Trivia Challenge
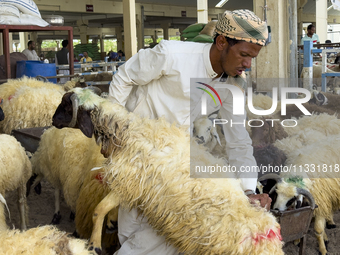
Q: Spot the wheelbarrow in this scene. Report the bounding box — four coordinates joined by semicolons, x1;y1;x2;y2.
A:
11;126;51;153
271;204;317;255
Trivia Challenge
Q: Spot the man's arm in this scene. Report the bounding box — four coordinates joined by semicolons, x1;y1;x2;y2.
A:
219;88;271;209
109;41;169;106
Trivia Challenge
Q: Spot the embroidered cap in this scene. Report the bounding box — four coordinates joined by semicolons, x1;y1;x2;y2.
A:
214;9;268;46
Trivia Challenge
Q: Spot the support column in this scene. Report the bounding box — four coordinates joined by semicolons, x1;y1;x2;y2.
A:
297;0;308;44
161;23;170;40
136;4;145;50
316;0;327;43
36;38;42;56
116;26;123;52
123;0;137;60
9;33;13;53
100;36;105;53
253;0;289;92
197;0;208;23
19;32;28;52
77;20;89;44
30;32;37;44
289;0;298;89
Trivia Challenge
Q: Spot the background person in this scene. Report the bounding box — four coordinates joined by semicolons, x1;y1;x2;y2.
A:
55;40;69;83
300;24;320;49
80;52;93;72
22;41;40;61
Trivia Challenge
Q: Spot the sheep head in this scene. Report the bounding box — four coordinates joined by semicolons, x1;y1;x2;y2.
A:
53;88;121;158
192;111;221;151
52;91;94;138
273;179;315;211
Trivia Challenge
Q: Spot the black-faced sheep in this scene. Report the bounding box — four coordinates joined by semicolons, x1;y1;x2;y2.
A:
52;88;284;255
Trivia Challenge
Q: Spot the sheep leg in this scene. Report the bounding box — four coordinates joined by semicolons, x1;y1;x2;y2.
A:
314;215;327;255
17;183;27;230
105;207;119;233
31;174;43;190
51;188;61;224
89;191;120;254
326;214;336;229
0;198;7;231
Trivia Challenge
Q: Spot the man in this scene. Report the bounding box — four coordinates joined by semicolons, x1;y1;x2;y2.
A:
109;9;271;255
22;41;40;61
80;51;92;63
55;40;69;83
118;50;125;61
80;51;93;72
300;24;320;47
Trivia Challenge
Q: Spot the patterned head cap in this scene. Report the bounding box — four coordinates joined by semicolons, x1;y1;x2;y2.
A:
214;9;268;46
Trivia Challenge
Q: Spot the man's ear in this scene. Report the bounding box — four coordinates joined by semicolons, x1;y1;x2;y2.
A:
77;107;94;138
216;35;227;51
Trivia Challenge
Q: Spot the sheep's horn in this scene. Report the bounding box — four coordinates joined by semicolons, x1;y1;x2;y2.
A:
85;86;102;96
269;184;277;195
69;93;79;128
296;188;316;210
258;173;282;183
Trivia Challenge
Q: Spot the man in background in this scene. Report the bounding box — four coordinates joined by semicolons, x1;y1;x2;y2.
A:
80;51;93;72
300;24;320;47
22;41;40;60
55;40;69;83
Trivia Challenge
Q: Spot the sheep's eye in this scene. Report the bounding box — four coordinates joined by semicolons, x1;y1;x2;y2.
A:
193;127;196;134
286;197;297;207
208;127;211;131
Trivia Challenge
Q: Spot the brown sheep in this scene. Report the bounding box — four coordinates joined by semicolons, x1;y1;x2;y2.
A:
251;117;288;146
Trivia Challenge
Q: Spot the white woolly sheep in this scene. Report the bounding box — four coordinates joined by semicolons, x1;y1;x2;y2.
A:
0;134;32;231
192;111;226;158
0;224;92;255
30;126;119;252
0;76;83;134
75;168;119;253
267;135;340;255
30;127;106;223
52;88;284;255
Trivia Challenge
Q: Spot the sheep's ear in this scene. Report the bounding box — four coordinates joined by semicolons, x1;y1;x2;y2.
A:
77;108;94;138
212;128;222;146
208;110;219;119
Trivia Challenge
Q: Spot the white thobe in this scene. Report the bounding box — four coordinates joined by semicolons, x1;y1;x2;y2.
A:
109;40;257;255
22;49;40;61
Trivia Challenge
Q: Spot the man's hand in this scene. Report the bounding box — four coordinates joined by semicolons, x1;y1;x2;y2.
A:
247;193;272;211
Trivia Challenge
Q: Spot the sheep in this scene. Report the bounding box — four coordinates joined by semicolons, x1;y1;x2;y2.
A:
52;88;284;255
192;111;226;158
0;77;69;134
251;117;288;146
310;91;340;113
0;76;100;134
250;113;340;147
30;127;106;224
30;126;119;252
0;224;92;255
75;168;120;254
264;135;340;255
0;134;32;231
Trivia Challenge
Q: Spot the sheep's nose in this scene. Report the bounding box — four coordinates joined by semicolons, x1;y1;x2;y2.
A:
196;136;205;144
